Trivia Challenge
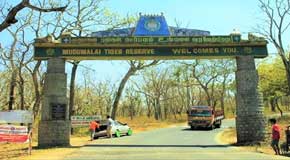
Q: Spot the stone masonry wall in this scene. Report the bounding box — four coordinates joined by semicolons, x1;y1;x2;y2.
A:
38;121;70;147
38;58;70;147
235;56;266;143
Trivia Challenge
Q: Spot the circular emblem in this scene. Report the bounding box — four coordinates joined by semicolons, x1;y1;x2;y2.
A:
243;47;253;54
46;48;55;56
144;18;161;32
62;37;70;43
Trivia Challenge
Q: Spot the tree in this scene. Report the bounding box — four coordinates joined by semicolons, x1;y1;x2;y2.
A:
121;86;142;120
174;60;235;117
0;10;34;110
0;0;69;114
111;60;159;119
135;68;173;120
61;0;135;119
258;0;290;94
172;64;192;115
92;80;114;116
0;0;67;32
258;56;288;115
183;60;222;108
215;60;235;117
0;0;134;118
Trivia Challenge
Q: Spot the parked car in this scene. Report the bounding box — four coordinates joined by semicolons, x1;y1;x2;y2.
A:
94;120;133;139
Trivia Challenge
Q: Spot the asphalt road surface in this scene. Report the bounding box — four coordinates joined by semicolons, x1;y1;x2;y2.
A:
65;120;290;160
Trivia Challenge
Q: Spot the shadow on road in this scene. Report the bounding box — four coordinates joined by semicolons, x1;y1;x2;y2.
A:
34;145;82;149
182;128;217;131
84;144;232;148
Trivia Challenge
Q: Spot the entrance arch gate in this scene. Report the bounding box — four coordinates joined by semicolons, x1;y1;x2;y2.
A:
34;14;268;147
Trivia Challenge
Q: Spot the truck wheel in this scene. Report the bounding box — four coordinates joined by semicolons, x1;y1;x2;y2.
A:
208;124;215;130
216;121;222;128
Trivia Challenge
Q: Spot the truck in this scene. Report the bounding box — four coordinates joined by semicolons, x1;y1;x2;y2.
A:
187;106;224;130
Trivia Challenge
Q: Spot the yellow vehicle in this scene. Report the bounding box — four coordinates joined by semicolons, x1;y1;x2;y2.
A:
187;106;224;130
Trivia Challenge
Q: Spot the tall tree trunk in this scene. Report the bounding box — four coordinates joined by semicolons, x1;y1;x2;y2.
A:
32;61;42;118
154;98;159;120
206;91;211;107
145;95;152;118
157;99;162;120
8;71;16;110
197;88;202;105
210;80;217;110
18;47;29;110
164;102;168;120
129;104;134;120
106;100;111;115
186;86;191;108
285;61;290;95
18;68;25;110
111;60;158;119
220;76;227;117
111;68;136;119
270;97;276;112
69;61;79;120
275;97;283;117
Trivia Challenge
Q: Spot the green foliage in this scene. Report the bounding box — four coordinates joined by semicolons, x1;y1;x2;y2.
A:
258;56;288;98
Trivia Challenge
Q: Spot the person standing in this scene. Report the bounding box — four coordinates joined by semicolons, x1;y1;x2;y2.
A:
89;120;98;141
269;118;281;155
95;120;101;132
106;115;114;138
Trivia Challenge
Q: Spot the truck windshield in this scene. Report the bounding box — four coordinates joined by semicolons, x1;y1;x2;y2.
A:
190;110;212;117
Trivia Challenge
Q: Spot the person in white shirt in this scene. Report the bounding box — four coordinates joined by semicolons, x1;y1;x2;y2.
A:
106;115;114;138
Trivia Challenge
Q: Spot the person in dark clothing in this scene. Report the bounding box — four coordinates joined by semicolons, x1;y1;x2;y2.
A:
95;120;100;132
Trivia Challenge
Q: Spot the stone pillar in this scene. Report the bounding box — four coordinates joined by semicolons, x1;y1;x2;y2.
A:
235;56;266;143
38;58;70;147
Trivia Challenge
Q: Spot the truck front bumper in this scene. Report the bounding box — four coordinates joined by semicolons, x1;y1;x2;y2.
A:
188;120;212;127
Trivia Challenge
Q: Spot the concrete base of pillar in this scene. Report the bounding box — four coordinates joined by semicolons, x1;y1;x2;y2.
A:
236;115;266;143
38;120;71;147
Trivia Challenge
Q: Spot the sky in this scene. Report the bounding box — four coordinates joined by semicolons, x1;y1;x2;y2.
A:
83;0;269;83
0;0;276;83
102;0;260;35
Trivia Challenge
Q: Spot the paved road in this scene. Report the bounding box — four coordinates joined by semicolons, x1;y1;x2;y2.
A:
65;120;289;160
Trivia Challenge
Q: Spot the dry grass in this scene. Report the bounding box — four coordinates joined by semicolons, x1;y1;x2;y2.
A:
0;115;187;160
218;127;274;154
219;115;290;156
217;127;237;145
118;115;187;133
0;136;89;160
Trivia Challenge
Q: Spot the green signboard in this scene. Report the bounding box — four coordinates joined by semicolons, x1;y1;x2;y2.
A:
62;35;241;44
34;35;268;60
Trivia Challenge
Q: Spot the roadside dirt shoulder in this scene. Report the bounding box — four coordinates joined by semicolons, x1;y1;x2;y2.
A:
4;120;186;160
216;127;278;155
